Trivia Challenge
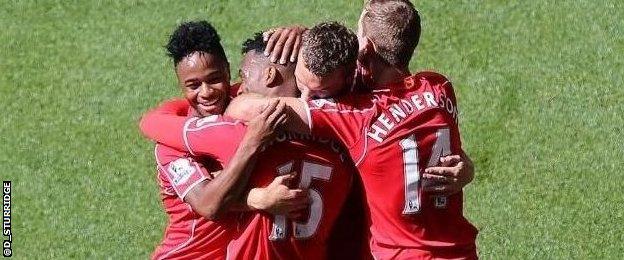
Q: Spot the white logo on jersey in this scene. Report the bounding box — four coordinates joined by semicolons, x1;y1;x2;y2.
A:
311;98;336;108
168;158;196;185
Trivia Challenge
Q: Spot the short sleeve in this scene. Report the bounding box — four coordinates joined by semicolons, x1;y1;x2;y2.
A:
183;115;248;166
155;144;211;199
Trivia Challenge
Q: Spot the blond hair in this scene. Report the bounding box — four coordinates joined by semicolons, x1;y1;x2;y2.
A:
361;0;421;68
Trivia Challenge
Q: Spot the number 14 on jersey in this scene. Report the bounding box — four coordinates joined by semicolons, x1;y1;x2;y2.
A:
400;128;451;214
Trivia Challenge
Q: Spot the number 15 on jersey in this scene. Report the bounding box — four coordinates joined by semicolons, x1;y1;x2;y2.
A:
269;161;333;240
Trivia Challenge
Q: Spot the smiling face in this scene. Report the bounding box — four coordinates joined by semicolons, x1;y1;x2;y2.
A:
176;51;230;116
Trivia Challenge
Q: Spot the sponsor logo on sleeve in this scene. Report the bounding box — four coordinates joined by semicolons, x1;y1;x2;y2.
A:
168;158;196;185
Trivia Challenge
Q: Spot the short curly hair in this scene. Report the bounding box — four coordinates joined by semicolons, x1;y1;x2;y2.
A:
301;22;358;77
241;32;265;54
165;20;228;66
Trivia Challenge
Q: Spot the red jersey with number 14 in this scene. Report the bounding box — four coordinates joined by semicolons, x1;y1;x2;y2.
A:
305;72;478;259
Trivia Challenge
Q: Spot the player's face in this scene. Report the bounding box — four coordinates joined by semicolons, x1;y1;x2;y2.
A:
295;53;347;100
176;52;230;117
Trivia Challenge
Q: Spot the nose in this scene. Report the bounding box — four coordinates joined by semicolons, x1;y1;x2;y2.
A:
198;82;214;98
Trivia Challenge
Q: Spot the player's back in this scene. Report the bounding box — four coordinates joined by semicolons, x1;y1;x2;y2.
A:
227;132;354;260
359;72;477;256
306;71;477;258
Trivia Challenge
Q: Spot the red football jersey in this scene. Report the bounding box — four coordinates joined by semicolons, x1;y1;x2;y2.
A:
152;144;237;260
143;100;252;260
140;99;248;166
305;72;478;259
227;133;354;260
142;100;358;259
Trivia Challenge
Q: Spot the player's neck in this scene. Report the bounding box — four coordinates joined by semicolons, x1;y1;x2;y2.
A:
372;65;411;89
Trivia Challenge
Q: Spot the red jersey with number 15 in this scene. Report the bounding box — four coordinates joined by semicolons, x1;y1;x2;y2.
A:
305;72;478;259
227;132;354;260
140;99;355;259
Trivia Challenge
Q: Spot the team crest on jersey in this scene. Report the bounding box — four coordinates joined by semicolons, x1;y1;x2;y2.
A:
311;98;336;108
168;158;196;185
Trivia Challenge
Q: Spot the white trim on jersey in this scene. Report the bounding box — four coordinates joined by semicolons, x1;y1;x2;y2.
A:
153;154;176;196
154;145;208;200
178;176;208;200
308;107;374;114
183;117;242;157
155;145;185;197
185;121;242;132
178;160;210;199
300;98;313;131
354;125;369;167
183;117;199;156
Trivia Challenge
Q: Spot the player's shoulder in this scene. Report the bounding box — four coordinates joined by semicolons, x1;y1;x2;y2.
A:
413;70;451;84
408;70;455;94
307;93;376;112
185;114;243;132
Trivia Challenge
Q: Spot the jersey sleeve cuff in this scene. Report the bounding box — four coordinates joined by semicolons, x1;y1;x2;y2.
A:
179;175;209;200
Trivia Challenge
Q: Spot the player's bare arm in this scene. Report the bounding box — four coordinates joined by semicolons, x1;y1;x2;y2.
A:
184;100;287;220
226;91;478;195
226;93;478;196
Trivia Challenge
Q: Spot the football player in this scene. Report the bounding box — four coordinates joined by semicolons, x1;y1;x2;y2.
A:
143;29;364;259
144;21;303;260
231;2;479;258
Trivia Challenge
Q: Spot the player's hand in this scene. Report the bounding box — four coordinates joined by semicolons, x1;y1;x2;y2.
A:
247;173;310;215
263;25;307;64
422;154;475;196
244;99;288;147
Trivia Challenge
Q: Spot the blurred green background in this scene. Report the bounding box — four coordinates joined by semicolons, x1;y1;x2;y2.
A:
2;0;622;258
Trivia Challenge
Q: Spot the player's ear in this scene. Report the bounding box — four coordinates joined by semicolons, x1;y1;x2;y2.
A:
364;37;377;57
358;37;375;64
264;66;277;87
236;83;246;96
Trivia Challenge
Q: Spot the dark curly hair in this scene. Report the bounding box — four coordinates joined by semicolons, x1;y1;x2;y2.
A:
165;20;228;65
241;32;265;54
301;22;358;77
